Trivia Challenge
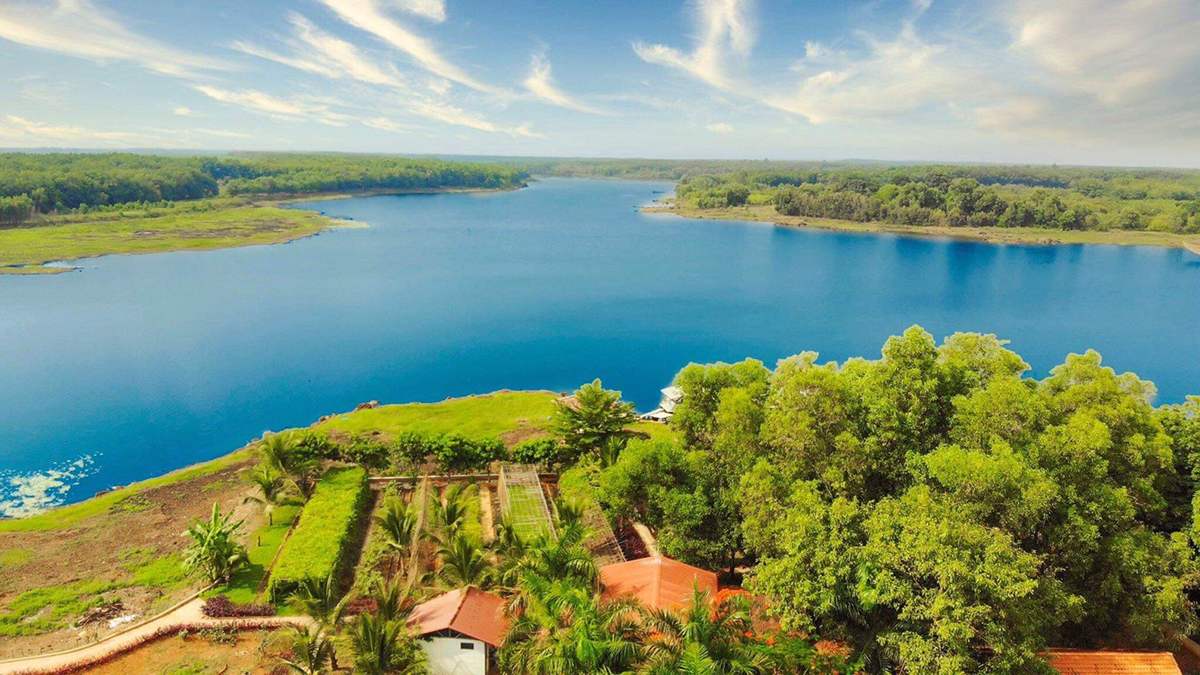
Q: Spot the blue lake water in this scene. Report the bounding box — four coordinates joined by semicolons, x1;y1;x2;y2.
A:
2;177;1198;514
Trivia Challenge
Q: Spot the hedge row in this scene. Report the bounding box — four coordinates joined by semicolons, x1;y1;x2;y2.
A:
267;466;368;600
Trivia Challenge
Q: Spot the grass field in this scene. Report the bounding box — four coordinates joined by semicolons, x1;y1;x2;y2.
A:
650;203;1200;250
215;503;302;604
0;204;335;274
320;391;561;443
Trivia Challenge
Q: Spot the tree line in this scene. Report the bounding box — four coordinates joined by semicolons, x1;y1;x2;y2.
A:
677;165;1200;233
0;152;529;225
571;328;1200;672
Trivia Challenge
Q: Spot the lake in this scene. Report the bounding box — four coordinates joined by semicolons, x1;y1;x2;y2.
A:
2;177;1198;515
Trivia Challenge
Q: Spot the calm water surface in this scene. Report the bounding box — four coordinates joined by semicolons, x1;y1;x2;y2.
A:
2;178;1198;513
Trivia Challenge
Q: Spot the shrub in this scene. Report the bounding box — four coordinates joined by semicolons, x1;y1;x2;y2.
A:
268;467;368;600
431;433;505;473
293;431;338;461
201;595;276;618
343;435;390;470
510;437;565;468
391;431;432;472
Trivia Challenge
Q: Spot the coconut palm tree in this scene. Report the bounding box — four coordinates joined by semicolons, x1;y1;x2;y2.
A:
244;463;286;525
351;612;426;675
376;497;417;561
518;520;597;588
437;533;492;588
182;503;248;583
431;483;470;543
371;576;413;622
500;576;645;674
259;431;320;500
280;624;333;674
295;573;353;670
638;587;765;674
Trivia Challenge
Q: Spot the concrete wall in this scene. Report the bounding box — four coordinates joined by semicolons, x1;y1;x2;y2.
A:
421;636;487;675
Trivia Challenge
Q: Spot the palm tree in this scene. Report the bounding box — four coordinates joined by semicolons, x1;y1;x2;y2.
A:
638;587;765;674
259;431;320;500
437;533;492;588
182;503;248;583
295;573;352;670
518;520;597;588
500;578;646;674
371;576;412;622
244;463;286;525
376;497;416;574
280;624;333;674
351;612;426;675
431;483;470;543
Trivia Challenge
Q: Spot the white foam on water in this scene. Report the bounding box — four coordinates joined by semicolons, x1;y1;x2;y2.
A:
0;454;99;518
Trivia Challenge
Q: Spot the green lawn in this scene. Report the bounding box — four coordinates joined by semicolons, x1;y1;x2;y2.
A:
320;391;560;441
0;204;334;273
0;449;253;533
504;483;553;541
216;503;302;604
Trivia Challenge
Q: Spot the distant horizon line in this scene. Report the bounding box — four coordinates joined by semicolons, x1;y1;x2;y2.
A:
2;146;1199;172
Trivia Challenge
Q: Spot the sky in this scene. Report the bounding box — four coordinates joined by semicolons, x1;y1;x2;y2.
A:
0;0;1198;167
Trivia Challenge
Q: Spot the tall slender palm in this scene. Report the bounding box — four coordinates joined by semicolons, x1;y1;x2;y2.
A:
639;587;765;674
244;463;286;525
371;576;412;622
431;483;470;543
182;503;248;583
438;533;492;588
280;624;333;675
376;497;417;577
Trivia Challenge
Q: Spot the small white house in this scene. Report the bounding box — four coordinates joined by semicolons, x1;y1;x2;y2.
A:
642;385;684;423
407;587;507;675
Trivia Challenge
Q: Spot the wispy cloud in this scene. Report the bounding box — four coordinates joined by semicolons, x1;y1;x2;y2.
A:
767;24;975;124
173;106;195;117
318;0;504;95
0;114;148;144
1006;0;1200;104
633;0;755;90
192;85;354;126
394;0;445;23
0;0;227;78
705;122;734;134
523;53;606;114
234;13;408;90
407;99;542;137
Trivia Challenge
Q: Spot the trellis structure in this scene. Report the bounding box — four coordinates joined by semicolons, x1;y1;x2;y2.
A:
580;501;626;567
498;463;555;541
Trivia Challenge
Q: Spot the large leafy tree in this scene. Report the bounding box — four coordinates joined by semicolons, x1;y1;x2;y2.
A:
734;327;1200;672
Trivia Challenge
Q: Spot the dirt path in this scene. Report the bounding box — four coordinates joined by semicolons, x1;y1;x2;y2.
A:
0;598;310;674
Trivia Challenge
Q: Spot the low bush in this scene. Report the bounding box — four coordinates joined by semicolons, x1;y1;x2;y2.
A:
387;431;505;473
267;467;368;601
342;435;390;470
201;595;276;618
509;437;565;469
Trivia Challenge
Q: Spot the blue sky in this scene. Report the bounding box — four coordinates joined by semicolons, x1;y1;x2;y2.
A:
1;0;1198;166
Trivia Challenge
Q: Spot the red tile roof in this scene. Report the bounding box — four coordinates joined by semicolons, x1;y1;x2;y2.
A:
1045;649;1181;674
407;587;508;647
599;556;719;611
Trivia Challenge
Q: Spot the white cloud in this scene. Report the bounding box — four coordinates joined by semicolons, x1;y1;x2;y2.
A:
1006;0;1200;104
173;106;195;117
768;25;975;124
407;99;542;137
523;53;605;114
363;116;411;132
0;0;227;78
319;0;503;95
192;85;353;126
633;0;755;90
706;122;734;133
0;115;147;145
392;0;445;23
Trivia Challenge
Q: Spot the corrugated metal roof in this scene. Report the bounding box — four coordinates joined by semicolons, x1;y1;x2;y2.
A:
408;587;508;647
599;555;718;611
1045;649;1181;674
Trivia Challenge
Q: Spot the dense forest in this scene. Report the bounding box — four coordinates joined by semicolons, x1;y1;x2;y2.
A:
567;328;1200;671
0;153;528;225
672;164;1200;233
